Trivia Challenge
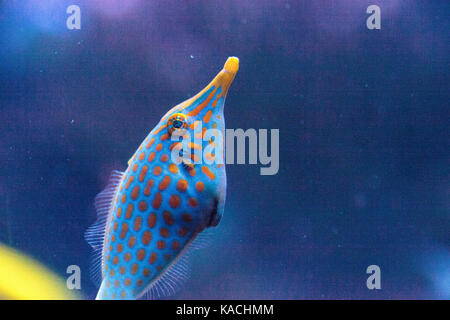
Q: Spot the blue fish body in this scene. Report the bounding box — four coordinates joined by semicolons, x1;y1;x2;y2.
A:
86;57;239;300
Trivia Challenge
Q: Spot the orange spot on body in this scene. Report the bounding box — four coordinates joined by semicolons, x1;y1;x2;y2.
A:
196;181;204;192
203;110;212;123
159;228;169;238
153;166;162;176
142;231;152;245
125;203;134;219
144;179;154;196
158;176;171;191
154;125;167;135
131;185;140;200
178;227;189;237
134;216;142;231
156;143;163;152
149;253;157;264
212;94;223;108
148;213;157;228
188;198;198;207
163;211;174;225
148;152;156;162
157;240;166;249
177;179;188;192
190;120;201;130
128;236;136;248
160;154;169;162
169;194;180;208
146;138;155;149
138;201;147;212
152;192;162;209
139;165;148;182
137;249;145;261
120;223;128;239
138;152;145;161
202;166;215;180
160;133;169;141
169;163;178;174
187;88;217;117
125;176;134;189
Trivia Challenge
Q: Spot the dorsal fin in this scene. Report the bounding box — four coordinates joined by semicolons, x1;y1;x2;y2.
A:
85;170;124;285
140;230;216;299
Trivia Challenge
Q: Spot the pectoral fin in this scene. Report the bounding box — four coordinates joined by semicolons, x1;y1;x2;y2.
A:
208;197;224;227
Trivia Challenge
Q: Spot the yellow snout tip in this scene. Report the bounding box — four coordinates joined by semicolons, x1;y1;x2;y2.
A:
224;56;239;74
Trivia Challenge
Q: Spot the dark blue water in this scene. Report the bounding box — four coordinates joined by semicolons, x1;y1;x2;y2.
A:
0;1;448;299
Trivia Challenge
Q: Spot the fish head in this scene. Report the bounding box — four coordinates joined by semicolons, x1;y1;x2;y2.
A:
161;56;239;142
145;57;239;228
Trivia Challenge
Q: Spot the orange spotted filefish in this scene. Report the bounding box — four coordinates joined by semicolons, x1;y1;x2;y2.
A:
85;57;239;300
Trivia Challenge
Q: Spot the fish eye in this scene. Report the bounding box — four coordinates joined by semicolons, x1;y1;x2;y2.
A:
167;113;188;135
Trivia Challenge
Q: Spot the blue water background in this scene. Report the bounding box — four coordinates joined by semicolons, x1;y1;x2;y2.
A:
0;1;448;299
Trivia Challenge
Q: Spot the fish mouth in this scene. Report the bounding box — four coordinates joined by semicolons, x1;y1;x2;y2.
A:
216;56;239;95
224;56;239;74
